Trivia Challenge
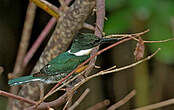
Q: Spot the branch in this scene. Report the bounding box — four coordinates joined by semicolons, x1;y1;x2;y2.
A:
84;0;106;77
24;93;67;110
23;17;56;66
68;88;90;110
104;29;149;39
87;99;110;110
0;90;36;105
134;97;174;110
6;47;160;110
107;90;136;110
30;0;60;18
143;37;174;43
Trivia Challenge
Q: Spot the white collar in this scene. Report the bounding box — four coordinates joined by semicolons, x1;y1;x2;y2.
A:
68;48;93;56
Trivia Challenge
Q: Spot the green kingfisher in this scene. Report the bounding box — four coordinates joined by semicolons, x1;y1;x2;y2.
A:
8;33;122;86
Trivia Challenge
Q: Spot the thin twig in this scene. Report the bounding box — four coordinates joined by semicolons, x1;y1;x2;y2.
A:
71;48;160;95
87;99;110;110
107;90;136;110
0;90;37;105
143;37;174;43
5;48;160;110
104;29;149;39
134;97;174;110
63;90;74;110
63;99;71;110
68;88;90;110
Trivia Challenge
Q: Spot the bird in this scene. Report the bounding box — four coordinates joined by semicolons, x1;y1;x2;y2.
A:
8;33;122;86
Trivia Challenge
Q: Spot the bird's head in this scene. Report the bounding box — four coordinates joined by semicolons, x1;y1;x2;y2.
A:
68;33;122;56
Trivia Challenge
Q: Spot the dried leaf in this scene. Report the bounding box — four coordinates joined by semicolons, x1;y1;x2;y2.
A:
134;38;145;60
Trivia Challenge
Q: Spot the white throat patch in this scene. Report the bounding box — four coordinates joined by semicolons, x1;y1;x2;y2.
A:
68;48;93;56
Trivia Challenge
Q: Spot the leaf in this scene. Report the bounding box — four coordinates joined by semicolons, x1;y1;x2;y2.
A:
134;38;145;61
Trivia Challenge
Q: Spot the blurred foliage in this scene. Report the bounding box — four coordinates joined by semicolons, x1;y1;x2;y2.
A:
105;0;174;64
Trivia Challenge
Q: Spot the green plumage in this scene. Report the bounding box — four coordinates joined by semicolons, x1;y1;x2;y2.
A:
42;52;90;75
8;33;122;86
8;52;90;86
8;75;41;86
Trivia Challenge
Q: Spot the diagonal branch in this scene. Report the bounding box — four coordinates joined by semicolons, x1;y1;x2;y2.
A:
134;97;174;110
0;90;37;105
107;90;136;110
68;88;90;110
87;99;110;110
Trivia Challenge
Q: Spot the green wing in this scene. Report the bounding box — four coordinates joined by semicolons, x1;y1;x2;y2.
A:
40;52;89;75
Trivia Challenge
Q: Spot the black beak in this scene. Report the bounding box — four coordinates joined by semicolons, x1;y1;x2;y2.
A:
100;37;123;44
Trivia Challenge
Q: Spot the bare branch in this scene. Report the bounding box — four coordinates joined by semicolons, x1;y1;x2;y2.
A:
23;17;56;66
143;37;174;43
70;48;160;95
84;0;106;77
0;90;37;105
68;88;90;110
87;99;110;110
25;93;67;110
107;90;136;110
104;29;150;38
134;97;174;110
31;0;60;18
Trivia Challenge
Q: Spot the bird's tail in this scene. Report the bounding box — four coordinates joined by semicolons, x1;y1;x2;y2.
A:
8;75;41;86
